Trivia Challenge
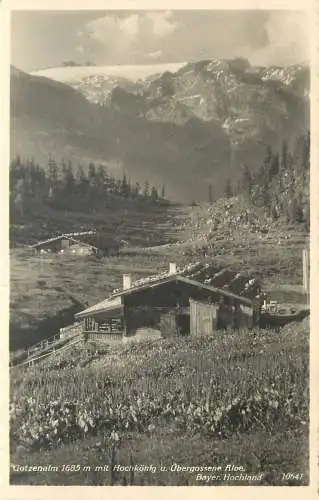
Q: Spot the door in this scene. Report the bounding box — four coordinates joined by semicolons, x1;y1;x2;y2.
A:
190;299;217;336
160;311;177;338
61;238;70;249
176;314;190;336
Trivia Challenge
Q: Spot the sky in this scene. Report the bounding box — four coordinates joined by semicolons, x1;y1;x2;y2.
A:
11;10;309;72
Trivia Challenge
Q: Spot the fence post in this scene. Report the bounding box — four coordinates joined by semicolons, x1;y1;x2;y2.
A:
302;248;310;300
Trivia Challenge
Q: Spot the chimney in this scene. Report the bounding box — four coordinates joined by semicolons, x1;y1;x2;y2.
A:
169;262;177;275
123;274;132;290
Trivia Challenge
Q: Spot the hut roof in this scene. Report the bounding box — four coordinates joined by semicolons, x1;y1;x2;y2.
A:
75;297;122;319
31;234;98;251
111;275;253;306
75;274;253;319
110;261;259;299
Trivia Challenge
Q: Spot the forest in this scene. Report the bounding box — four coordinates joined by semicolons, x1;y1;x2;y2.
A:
10;130;310;232
225;132;310;230
10;155;167;218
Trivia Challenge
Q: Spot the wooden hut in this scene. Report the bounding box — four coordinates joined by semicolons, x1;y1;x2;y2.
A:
74;263;260;344
31;232;121;257
31;235;98;255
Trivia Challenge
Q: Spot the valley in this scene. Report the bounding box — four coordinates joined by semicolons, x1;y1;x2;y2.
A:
9;56;310;487
10;59;309;202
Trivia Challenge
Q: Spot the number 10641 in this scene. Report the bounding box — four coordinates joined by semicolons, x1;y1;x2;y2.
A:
282;473;304;481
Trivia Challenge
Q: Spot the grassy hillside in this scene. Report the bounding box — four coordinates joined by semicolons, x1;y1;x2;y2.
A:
10;319;309;485
155;196;308;290
9;190;309;485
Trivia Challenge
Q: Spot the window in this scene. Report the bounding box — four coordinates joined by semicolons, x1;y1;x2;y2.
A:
85;317;94;330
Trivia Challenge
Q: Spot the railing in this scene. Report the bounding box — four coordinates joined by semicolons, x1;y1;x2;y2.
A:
84;332;123;343
46;335;83;360
26;333;61;358
10;329;83;368
11;335;83;369
60;322;83;338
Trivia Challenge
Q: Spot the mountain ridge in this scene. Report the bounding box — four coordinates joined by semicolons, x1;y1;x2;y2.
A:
10;59;309;203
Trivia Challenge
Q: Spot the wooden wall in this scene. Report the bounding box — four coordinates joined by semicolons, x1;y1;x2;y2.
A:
61;238;71;249
190;299;254;336
81;281;255;343
123;281;254;338
125;305;177;338
63;243;93;256
159;311;178;338
238;303;254;329
123;280;235;310
84;316;123;334
190;299;218;337
218;303;236;329
85;332;123;344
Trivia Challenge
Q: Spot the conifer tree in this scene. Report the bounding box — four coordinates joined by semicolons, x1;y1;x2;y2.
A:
48;154;58;194
75;164;88;194
269;152;279;179
88;162;96;186
143;180;150;199
281;140;288;172
242;164;253;199
96;165;106;187
303;131;310;170
134;182;140;198
208;183;213;203
150;185;158;203
65;160;75;191
224;178;232;198
121;174;129;197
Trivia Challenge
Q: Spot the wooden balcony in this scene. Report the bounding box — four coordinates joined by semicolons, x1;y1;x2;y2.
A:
83;331;124;343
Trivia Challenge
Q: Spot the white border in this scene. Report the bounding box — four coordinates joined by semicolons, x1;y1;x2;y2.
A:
1;1;318;499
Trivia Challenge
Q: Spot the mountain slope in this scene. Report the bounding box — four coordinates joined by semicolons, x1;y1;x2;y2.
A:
112;59;308;149
10;60;309;203
42;58;308;143
10;65;230;202
10;65;111;166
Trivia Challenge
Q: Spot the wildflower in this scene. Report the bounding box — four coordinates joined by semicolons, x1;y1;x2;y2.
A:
110;430;120;442
269;400;279;409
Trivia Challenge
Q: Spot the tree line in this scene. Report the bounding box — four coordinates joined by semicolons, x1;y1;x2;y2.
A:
10;155;167;215
219;132;310;229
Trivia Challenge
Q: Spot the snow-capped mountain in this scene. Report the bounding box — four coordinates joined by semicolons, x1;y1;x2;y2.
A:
11;58;309;202
31;62;187;104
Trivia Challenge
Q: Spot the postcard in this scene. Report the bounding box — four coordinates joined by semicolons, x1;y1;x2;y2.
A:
1;1;317;498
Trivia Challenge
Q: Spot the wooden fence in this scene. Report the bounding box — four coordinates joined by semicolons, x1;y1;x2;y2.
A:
60;322;84;339
11;335;83;369
26;333;61;358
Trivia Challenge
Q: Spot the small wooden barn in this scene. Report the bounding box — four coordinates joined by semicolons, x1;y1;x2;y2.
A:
31;234;98;255
74;263;261;343
31;231;121;257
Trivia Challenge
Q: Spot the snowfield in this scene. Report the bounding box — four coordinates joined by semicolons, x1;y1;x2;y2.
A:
31;63;187;83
